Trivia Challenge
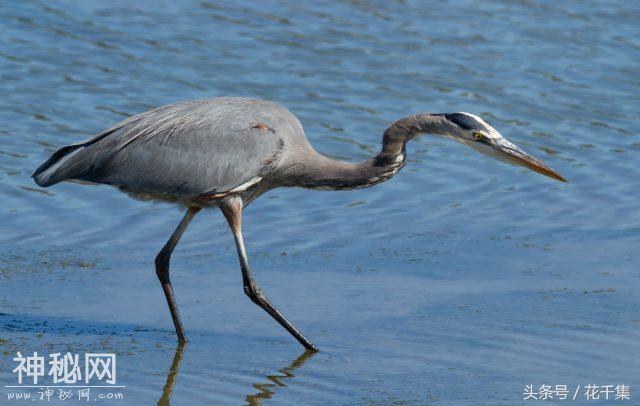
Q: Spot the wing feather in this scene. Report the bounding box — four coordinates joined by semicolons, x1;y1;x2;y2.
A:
33;98;287;196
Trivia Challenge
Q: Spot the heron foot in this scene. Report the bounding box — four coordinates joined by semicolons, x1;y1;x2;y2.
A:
243;281;318;351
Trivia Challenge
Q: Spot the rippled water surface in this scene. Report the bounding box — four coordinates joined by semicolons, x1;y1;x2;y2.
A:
1;1;639;404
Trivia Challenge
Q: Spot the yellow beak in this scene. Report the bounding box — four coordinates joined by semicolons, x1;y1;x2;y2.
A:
494;138;567;182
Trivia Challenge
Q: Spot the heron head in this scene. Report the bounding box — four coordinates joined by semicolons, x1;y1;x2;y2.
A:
438;112;566;182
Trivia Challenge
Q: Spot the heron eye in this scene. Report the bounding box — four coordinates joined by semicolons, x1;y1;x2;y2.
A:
473;132;484;141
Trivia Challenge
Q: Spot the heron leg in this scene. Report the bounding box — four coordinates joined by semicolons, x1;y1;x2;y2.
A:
155;206;201;343
219;197;318;351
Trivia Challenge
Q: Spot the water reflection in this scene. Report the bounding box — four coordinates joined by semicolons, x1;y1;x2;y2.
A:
157;343;186;406
156;344;316;405
245;350;316;406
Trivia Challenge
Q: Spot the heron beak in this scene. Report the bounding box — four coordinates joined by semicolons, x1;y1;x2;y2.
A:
493;138;567;182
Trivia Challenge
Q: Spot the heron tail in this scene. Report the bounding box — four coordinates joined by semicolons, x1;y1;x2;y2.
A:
32;144;87;187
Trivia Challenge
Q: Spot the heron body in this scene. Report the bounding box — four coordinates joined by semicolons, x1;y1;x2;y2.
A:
33;97;565;351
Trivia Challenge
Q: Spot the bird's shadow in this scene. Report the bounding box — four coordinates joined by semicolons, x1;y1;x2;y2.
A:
157;343;316;406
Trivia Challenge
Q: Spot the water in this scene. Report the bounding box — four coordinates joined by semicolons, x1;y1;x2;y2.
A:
1;1;639;404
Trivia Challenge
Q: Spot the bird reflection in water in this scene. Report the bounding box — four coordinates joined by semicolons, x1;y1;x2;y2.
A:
157;343;186;406
245;350;316;405
157;344;316;405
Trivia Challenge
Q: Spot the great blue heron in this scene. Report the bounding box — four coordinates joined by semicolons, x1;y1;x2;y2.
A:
32;97;565;351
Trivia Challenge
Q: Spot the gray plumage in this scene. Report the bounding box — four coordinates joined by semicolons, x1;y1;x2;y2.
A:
34;98;299;199
32;97;565;351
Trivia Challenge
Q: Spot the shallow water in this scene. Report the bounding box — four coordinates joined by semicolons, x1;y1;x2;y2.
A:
1;0;639;404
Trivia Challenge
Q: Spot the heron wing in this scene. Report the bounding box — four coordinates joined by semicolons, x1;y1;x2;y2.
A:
33;98;287;196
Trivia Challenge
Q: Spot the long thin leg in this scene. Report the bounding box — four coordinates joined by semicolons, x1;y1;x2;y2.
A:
219;197;318;351
155;206;201;343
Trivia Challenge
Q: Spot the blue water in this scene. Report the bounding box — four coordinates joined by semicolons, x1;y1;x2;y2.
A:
1;1;639;404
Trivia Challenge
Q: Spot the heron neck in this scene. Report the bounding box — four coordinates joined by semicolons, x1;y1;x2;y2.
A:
285;148;406;191
285;114;447;190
